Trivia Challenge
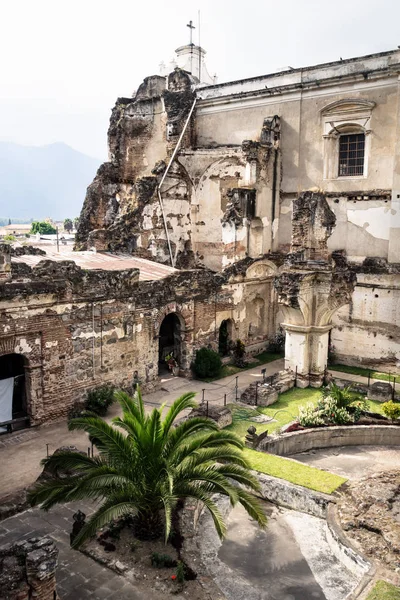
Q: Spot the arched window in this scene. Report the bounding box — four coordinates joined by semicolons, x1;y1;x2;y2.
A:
320;99;374;180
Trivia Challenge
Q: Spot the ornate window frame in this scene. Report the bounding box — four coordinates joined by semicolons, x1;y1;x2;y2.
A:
321;99;375;180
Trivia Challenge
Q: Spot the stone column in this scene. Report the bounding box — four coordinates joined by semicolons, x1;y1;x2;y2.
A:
275;192;355;388
282;324;331;388
0;243;11;281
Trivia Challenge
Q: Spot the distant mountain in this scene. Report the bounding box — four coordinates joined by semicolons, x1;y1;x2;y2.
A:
0;142;101;221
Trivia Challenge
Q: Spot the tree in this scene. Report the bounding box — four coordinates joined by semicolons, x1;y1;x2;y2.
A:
30;221;57;235
28;390;266;548
73;217;80;230
64;218;73;233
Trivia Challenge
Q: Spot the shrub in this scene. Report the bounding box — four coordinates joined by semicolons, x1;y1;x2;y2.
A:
322;382;360;409
3;234;16;242
151;552;177;568
84;384;115;416
176;561;186;583
298;403;325;427
319;396;353;425
193;347;222;378
382;401;400;421
267;328;285;353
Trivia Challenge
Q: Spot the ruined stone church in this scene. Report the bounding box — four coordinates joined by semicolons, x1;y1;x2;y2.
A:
1;41;399;427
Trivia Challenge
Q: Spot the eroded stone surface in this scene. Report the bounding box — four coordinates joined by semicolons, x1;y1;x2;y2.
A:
338;470;400;571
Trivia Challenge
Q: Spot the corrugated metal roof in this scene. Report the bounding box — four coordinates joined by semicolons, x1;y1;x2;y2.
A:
11;249;177;281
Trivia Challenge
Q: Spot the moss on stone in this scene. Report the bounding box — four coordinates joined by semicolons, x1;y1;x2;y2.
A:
366;580;400;600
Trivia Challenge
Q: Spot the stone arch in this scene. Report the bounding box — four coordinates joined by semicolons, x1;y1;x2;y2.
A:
156;308;189;374
245;259;278;281
218;318;235;356
0;353;29;431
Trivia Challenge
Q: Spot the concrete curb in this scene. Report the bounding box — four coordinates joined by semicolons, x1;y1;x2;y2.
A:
255;471;335;518
326;503;375;599
258;425;400;456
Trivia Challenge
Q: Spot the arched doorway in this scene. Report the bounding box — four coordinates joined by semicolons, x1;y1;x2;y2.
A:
219;319;233;356
158;313;182;375
0;354;28;432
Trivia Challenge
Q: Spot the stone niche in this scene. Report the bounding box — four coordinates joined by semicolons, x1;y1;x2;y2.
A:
0;536;59;600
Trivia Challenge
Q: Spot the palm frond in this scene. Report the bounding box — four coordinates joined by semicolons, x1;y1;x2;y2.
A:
71;500;138;548
169;429;244;465
236;488;268;528
177;483;227;539
176;446;250;472
68;416;133;463
28;478;82;510
39;451;106;473
176;466;239;505
114;389;145;421
162;392;198;437
163;416;219;459
214;464;261;492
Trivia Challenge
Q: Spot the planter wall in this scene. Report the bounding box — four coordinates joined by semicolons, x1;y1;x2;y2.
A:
257;425;400;455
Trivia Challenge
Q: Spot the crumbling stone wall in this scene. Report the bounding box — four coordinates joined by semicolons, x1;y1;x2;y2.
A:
76;62;282;273
75;70;197;268
0;251;280;426
0;536;59;600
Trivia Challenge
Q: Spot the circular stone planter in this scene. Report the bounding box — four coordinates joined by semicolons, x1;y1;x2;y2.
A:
257;425;400;456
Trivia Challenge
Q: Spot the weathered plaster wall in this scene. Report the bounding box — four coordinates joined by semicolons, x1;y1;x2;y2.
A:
0;254;278;426
331;272;400;368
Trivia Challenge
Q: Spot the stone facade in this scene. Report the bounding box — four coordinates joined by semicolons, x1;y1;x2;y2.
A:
75;47;400;373
1;47;400;428
0;244;280;426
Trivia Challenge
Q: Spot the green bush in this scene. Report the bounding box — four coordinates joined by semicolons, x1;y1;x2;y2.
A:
193;347;222;378
84;384;115;416
3;234;16;242
298;402;325;427
382;401;400;421
30;221;57;235
151;552;177;568
319;396;353;424
176;561;186;583
267;328;285;353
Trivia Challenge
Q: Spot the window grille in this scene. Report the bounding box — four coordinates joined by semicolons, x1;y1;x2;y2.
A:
338;133;365;176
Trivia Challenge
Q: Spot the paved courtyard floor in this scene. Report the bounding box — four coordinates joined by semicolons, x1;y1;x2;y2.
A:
290;445;400;480
0;501;160;600
0;358;284;498
2;361;400;600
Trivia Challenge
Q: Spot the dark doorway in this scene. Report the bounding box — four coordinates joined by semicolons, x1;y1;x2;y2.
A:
0;354;27;426
158;313;181;374
219;319;233;356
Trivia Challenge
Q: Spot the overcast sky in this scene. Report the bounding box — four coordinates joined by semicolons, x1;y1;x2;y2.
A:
1;0;399;159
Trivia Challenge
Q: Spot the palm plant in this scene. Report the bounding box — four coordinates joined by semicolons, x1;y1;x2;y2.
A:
28;389;267;548
322;382;360;409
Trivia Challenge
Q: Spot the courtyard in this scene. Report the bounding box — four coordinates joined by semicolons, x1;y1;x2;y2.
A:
1;361;400;599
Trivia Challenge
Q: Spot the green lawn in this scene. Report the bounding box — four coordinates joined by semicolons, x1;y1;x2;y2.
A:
366;581;400;600
198;351;283;382
244;448;347;494
329;363;399;382
226;387;321;440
